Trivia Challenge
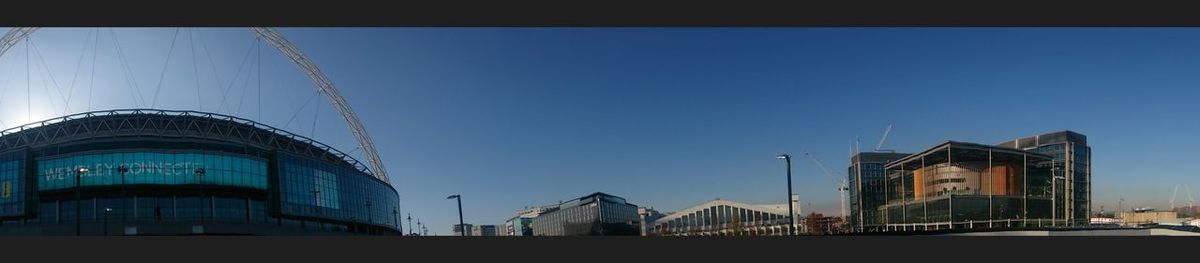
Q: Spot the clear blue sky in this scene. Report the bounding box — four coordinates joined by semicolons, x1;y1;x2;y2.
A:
1;28;1199;234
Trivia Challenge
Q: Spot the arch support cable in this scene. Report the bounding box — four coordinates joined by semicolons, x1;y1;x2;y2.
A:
0;27;391;184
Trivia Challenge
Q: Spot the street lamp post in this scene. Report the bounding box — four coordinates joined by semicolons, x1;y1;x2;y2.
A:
447;194;464;236
118;165;129;222
777;154;796;236
103;207;112;236
366;200;373;234
75;167;89;236
1050;165;1065;227
407;213;414;235
194;168;206;231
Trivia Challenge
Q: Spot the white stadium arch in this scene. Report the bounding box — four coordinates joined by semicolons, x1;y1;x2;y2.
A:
0;27;390;184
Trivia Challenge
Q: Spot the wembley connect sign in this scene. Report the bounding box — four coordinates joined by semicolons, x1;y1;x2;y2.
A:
0;27;391;185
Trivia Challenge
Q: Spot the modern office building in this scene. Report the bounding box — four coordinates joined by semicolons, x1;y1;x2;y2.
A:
0;110;401;235
530;192;640;236
505;204;555;236
505;217;533;236
878;141;1058;231
848;152;910;232
997;131;1091;226
650;195;801;236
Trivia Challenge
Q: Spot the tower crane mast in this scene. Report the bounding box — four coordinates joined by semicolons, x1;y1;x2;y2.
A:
803;152;848;219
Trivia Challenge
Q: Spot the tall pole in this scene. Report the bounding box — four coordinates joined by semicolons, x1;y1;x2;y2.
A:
195;168;206;231
407;213;414;235
448;195;464;236
103;208;111;236
457;198;464;236
75;167;88;236
778;154;796;236
1052;165;1057;227
119;165;128;223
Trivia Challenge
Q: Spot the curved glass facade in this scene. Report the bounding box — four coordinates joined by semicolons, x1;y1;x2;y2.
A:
0;110;400;235
278;153;399;228
38;152;268;191
877;141;1056;231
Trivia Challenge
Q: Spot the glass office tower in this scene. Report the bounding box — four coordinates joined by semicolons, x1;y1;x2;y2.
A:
849;152;911;232
531;192;640;236
878;141;1056;231
997;131;1091;226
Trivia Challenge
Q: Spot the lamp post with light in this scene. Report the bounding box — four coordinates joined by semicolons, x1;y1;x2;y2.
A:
194;167;206;231
103;207;112;236
447;194;464;236
777;154;796;236
75;167;89;236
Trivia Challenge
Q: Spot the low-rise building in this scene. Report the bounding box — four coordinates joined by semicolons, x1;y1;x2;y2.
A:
651;195;802;236
1119;211;1180;226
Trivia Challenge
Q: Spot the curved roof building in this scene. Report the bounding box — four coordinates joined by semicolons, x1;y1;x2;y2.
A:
0;109;399;235
651;195;801;236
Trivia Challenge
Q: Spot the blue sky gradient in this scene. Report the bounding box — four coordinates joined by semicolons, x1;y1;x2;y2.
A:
1;28;1198;234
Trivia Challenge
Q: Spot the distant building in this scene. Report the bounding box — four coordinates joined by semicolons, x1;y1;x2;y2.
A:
506;204;556;236
472;225;500;236
505;217;533;236
530;192;641;236
849;152;911;232
1119;211;1180;226
651;195;801;236
638;207;666;236
803;212;845;235
452;224;474;236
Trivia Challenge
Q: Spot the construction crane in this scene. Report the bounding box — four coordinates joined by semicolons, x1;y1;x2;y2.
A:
803;152;848;219
874;124;894;153
1170;184;1195;211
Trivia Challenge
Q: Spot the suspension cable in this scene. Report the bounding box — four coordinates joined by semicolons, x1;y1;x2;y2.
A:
0;39;15;129
109;28;147;107
29;39;70;116
25;37;30;123
61;28;96;114
311;97;319;138
257;36;262;121
87;28;99;111
198;30;226;113
150;28;181;109
216;38;258;115
31;41;61;116
190;29;202;111
234;51;255;116
282;90;320;130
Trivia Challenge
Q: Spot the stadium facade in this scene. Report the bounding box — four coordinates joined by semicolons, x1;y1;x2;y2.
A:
0;109;400;235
